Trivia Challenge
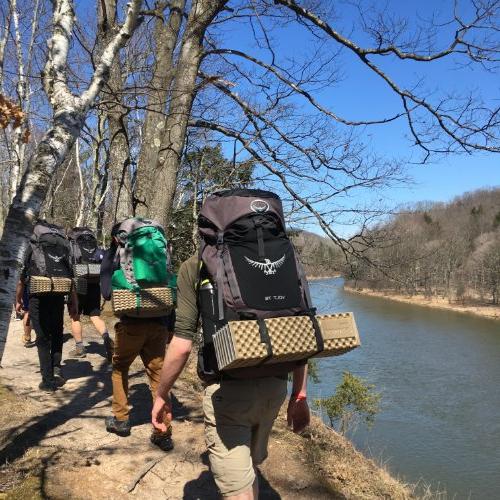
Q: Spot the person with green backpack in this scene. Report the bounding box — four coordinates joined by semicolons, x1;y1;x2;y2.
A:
100;218;176;452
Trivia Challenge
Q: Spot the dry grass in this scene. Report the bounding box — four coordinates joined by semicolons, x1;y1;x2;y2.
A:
276;415;413;499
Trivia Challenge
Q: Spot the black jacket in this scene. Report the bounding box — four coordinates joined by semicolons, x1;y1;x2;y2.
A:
99;246;117;301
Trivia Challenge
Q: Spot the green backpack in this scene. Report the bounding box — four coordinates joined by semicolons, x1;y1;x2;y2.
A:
111;218;176;313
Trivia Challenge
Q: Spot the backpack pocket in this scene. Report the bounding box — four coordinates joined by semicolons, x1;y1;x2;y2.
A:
228;238;301;311
40;238;71;277
129;226;168;285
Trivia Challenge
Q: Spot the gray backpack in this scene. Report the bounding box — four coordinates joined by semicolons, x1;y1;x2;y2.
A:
196;189;317;380
29;221;72;278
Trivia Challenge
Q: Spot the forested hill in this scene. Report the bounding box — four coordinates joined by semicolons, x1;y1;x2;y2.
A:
347;187;500;304
291;230;342;277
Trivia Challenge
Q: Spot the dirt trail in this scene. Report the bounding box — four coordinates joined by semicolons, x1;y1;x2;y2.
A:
0;317;336;499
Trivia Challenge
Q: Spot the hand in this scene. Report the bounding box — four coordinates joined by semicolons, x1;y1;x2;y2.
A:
287;397;310;434
15;301;23;314
152;394;172;433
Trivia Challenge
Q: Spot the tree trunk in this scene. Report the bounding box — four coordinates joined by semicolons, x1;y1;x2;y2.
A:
135;0;185;217
148;0;227;227
98;0;133;224
0;110;84;362
88;112;107;232
75;139;86;226
0;4;10;91
0;0;142;364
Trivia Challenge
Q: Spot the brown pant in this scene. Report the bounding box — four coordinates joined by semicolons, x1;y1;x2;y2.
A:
112;320;170;431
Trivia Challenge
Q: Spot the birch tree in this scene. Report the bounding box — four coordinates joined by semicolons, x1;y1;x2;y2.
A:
0;0;142;363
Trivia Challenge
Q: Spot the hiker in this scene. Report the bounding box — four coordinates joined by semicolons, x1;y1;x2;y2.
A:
67;227;112;361
15;280;35;347
152;189;311;499
100;218;176;452
21;220;78;392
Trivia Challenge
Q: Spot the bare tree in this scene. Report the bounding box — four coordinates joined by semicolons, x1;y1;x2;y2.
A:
134;0;186;216
0;0;143;363
129;0;499;246
98;0;134;223
146;0;228;225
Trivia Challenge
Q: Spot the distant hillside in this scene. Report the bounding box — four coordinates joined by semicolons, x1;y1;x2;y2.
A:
291;230;342;277
346;187;500;304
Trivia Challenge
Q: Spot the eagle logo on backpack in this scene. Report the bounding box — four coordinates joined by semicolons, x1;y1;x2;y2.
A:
47;253;64;263
244;255;285;275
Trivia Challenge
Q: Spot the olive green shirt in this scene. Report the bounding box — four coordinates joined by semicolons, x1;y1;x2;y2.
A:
174;255;200;341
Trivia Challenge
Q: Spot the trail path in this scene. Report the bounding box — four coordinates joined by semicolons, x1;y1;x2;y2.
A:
0;317;334;499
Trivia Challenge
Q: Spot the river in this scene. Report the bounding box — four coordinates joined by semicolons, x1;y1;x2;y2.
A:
309;278;500;499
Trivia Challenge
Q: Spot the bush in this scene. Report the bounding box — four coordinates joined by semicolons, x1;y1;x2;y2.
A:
314;371;381;435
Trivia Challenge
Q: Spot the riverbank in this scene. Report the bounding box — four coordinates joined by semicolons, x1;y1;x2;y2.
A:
344;286;500;320
307;274;341;281
0;316;413;499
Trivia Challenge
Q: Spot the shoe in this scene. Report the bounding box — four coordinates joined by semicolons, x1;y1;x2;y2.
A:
103;336;114;363
150;430;174;452
53;367;66;387
23;340;36;348
68;344;86;358
105;416;131;437
39;380;58;393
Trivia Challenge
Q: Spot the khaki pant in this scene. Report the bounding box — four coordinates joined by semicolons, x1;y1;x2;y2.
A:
203;377;287;497
112;321;170;432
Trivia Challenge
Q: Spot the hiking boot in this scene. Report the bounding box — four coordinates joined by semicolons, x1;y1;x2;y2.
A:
39;380;58;393
150;431;174;452
68;344;86;358
103;336;114;363
53;367;66;387
105;416;131;437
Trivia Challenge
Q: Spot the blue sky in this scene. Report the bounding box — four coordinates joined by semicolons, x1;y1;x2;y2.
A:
217;0;499;231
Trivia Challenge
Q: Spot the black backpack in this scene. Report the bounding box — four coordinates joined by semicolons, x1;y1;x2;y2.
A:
68;227;99;265
29;221;72;278
197;189;314;381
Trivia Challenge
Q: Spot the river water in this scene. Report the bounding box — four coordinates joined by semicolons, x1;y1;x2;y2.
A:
309;278;500;499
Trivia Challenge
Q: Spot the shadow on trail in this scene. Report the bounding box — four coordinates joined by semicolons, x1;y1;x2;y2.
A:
183;455;282;499
0;361;111;464
0;359;199;465
84;340;108;359
62;359;94;380
129;385;197;427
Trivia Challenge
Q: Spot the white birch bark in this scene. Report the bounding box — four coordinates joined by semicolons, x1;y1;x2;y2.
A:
0;0;142;364
9;0;26;203
0;4;11;91
75;139;85;226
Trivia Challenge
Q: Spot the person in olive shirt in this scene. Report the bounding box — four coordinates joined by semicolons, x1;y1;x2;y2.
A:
100;223;175;452
152;255;310;500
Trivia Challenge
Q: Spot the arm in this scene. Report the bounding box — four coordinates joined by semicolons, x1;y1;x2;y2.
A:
15;281;24;314
152;336;193;432
151;256;199;432
99;247;116;301
287;362;310;433
67;287;79;319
